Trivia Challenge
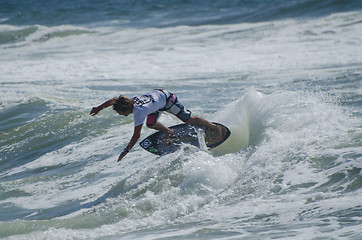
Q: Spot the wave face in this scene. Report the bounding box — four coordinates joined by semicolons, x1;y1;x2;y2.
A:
0;0;361;239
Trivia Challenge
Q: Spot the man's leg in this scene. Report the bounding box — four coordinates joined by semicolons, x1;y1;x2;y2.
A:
165;96;223;141
148;121;173;136
147;121;174;146
185;116;223;141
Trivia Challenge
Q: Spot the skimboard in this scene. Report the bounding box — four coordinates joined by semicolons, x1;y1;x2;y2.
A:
139;122;230;155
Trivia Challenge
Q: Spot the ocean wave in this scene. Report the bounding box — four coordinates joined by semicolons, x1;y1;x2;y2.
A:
0;25;95;46
0;26;38;45
0;2;361;238
0;98;119;176
0;88;360;239
1;0;362;28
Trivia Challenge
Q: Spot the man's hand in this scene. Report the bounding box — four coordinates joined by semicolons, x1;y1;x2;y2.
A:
117;151;128;162
90;107;101;116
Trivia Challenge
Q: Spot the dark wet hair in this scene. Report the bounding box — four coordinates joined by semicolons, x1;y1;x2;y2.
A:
113;95;133;112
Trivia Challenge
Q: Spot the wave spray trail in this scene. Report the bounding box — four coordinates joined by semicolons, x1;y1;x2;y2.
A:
212;90;265;155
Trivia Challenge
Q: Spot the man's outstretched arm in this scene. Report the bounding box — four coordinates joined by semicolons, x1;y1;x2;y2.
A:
90;97;117;116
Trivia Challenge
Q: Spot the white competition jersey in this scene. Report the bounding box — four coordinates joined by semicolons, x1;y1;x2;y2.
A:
132;90;167;126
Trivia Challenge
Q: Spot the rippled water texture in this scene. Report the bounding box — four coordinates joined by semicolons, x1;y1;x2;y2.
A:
0;0;361;239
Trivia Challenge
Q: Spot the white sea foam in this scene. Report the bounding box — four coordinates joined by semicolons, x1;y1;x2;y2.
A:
1;9;361;240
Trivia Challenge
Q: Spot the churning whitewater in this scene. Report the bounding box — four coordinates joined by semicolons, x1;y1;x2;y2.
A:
0;0;361;239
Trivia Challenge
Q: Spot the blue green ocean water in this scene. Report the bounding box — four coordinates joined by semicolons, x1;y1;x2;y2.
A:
0;0;361;239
